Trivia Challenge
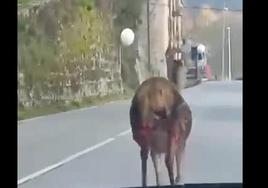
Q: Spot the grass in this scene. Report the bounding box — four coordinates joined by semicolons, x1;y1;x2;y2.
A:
18;88;134;121
18;0;37;7
18;0;32;4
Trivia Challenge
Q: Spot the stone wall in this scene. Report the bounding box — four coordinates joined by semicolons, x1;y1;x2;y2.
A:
18;1;123;107
18;57;123;107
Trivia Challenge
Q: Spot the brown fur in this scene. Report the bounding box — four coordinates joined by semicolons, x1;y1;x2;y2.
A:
129;77;192;186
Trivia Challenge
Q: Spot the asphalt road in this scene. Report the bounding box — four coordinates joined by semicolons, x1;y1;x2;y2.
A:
18;81;242;188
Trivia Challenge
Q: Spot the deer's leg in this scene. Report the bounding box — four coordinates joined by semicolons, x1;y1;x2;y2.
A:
165;138;176;185
151;151;160;186
175;138;185;184
151;151;165;186
141;148;149;187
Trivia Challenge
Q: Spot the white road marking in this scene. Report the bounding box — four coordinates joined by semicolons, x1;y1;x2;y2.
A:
18;116;44;124
18;106;98;124
18;137;115;185
18;99;132;124
117;129;131;137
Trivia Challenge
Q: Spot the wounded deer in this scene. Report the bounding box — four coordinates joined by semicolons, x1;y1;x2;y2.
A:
129;77;192;186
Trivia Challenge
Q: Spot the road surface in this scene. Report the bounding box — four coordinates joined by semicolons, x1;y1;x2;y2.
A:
18;81;242;188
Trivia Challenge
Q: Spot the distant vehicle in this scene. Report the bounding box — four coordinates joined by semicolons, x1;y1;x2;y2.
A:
196;44;207;69
187;43;208;81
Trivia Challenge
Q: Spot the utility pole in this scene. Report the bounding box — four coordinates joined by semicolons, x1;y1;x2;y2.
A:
222;2;228;80
227;27;232;81
118;44;124;93
147;0;151;72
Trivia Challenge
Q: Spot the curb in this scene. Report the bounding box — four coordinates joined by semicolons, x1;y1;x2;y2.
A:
185;79;202;88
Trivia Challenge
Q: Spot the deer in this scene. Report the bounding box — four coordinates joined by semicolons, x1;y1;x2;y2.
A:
129;61;192;186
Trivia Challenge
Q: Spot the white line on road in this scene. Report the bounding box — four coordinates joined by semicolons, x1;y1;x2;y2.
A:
18;116;44;124
18;106;98;124
117;129;131;137
18;137;115;185
18;99;131;124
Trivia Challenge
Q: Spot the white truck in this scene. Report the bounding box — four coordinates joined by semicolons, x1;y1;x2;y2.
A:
196;44;207;69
